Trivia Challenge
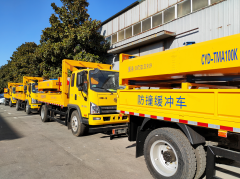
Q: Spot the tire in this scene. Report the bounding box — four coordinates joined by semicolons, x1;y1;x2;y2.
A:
41;105;49;122
16;100;20;111
9;100;13;107
4;100;7;106
70;110;87;137
194;145;206;179
144;128;196;179
26;101;31;114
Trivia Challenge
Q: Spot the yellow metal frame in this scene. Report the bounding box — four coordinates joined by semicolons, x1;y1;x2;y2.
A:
119;33;240;85
117;33;240;133
38;59;112;107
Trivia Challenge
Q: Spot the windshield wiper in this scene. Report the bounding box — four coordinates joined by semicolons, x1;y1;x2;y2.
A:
92;87;114;94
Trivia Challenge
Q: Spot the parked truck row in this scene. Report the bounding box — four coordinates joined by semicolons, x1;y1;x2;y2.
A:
4;60;129;137
3;33;240;179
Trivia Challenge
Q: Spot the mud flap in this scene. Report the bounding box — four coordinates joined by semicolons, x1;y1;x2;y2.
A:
136;126;151;158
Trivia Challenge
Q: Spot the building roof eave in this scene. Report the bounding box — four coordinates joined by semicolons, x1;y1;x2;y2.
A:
107;30;176;54
101;1;139;26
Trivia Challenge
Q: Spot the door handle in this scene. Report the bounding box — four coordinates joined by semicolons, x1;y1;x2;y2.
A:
75;94;77;100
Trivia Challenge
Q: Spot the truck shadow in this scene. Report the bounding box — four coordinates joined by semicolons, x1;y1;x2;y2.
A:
0;113;22;141
216;166;240;178
100;134;128;140
126;143;136;149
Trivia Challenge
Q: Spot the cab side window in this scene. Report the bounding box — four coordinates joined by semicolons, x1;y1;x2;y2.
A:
71;73;75;87
28;84;31;94
83;73;88;94
77;71;88;94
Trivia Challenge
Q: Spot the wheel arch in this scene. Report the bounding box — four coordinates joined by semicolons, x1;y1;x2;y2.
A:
67;104;83;123
135;117;205;158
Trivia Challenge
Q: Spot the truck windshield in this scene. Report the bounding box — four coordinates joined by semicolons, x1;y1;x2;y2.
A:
89;70;121;93
32;83;38;93
12;87;16;94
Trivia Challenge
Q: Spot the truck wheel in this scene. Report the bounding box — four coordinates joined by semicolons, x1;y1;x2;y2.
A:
26;101;31;114
144;128;196;179
16;100;20;111
4;100;7;106
71;110;86;137
194;145;206;179
9;100;13;107
41;105;49;122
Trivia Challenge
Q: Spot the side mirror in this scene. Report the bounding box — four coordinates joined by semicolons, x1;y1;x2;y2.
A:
78;86;83;91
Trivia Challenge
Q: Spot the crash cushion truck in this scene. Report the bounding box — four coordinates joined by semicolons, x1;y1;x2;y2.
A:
117;33;240;179
3;88;9;106
15;76;43;114
38;60;129;137
5;83;22;107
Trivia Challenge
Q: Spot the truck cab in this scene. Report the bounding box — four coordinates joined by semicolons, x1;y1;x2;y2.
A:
70;68;127;126
25;81;41;114
7;83;22;107
3;88;10;106
11;86;17;107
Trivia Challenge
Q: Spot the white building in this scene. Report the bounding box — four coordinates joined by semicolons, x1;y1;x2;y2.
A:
100;0;240;70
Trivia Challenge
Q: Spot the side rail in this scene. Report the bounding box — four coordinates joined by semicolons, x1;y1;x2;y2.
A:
206;146;240;179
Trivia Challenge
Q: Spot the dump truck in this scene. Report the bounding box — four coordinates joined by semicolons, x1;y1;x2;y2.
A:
15;76;43;114
4;83;22;107
117;33;240;179
38;59;129;137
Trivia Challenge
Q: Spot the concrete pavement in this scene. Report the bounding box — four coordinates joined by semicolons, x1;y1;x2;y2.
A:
0;105;239;179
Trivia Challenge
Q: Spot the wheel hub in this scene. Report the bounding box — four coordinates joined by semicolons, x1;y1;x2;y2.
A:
41;107;44;119
150;140;178;177
72;116;78;132
163;150;176;163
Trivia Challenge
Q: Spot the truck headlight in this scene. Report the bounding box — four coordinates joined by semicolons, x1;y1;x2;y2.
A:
12;97;16;100
31;98;38;104
90;102;100;114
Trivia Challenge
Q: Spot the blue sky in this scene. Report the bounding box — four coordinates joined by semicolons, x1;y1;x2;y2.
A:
0;0;136;67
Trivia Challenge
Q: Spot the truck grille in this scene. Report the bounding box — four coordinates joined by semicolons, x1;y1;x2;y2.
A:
99;106;117;114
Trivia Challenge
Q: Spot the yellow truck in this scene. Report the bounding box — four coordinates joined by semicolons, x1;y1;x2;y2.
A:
38;60;129;137
3;88;9;106
117;33;240;179
4;83;22;107
15;76;43;114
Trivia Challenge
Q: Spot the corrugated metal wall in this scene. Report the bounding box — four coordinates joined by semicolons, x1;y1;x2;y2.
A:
101;0;185;36
105;0;240;70
148;0;158;16
140;1;148;20
108;0;240;48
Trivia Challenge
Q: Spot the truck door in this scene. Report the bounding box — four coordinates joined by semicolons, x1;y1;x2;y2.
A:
10;87;12;96
69;71;88;117
27;84;31;98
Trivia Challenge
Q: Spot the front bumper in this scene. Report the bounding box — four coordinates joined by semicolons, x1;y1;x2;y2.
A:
30;104;41;109
11;99;17;104
88;113;129;125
